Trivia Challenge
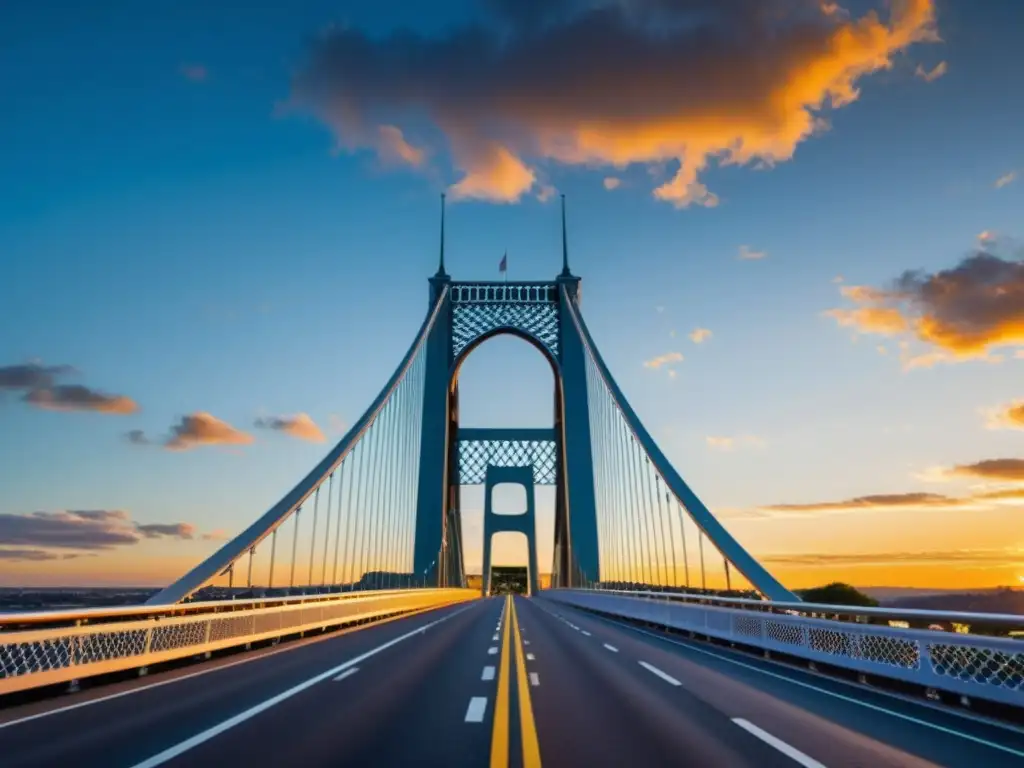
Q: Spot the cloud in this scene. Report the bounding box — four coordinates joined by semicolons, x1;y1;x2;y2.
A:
643;351;683;370
0;510;216;560
0;509;139;550
375;124;426;167
23;385;138;414
0;548;64;561
448;142;537;203
984;400;1024;431
978;230;997;245
254;412;326;443
947;458;1024;483
181;64;208;82
202;529;230;542
603;176;621;190
914;60;947;82
288;0;939;206
747;482;1024;520
165;412;254;451
536;183;557;202
760;491;971;515
762;548;1023;568
1;362;138;415
125;429;150;445
706;434;764;451
689;328;712;344
994;170;1017;189
738;245;766;261
824;240;1024;361
136;523;196;540
0;363;74;391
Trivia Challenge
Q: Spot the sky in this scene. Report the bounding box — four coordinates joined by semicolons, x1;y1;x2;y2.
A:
1;0;1022;591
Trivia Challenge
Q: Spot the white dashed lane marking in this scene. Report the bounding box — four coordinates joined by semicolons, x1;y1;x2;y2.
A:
482;666;495;681
465;697;488;723
732;719;826;768
639;661;682;687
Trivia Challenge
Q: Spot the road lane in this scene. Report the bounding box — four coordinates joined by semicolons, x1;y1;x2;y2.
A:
513;596;794;767
141;596;503;767
0;600;486;768
532;597;1024;767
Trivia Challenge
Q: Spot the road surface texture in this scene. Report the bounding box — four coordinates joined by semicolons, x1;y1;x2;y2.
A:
1;595;1022;767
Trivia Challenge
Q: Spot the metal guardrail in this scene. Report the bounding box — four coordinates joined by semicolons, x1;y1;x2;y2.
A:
0;588;477;696
574;588;1024;631
544;590;1024;708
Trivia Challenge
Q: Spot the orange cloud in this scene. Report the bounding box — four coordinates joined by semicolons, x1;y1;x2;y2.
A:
289;0;939;204
914;60;947;82
643;351;683;370
448;143;536;202
24;385;138;414
984;400;1024;430
762;548;1023;568
165;412;254;451
376;125;426;167
603;177;621;190
825;305;908;335
689;328;712;344
947;458;1024;483
255;412;326;443
825;239;1024;360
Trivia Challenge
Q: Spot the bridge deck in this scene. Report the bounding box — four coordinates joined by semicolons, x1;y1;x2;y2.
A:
1;597;1020;767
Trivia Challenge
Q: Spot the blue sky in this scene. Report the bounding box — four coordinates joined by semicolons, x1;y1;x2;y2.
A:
1;0;1022;588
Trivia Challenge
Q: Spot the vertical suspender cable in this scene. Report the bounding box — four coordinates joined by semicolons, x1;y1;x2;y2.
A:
699;529;707;591
640;455;663;587
332;458;346;587
348;424;371;587
308;486;320;588
321;472;334;586
268;528;278;590
289;507;300;590
656;476;677;588
675;497;690;590
340;443;359;589
627;435;650;586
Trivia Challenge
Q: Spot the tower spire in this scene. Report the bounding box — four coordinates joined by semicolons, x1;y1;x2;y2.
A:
436;193;447;277
560;194;571;277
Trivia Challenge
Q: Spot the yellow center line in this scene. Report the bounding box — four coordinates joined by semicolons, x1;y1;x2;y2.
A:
490;595;512;768
511;596;542;767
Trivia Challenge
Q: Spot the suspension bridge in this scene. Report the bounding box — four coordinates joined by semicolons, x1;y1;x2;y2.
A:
1;198;1022;767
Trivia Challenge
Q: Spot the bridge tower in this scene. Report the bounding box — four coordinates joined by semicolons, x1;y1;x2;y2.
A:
146;195;796;606
413;195;599;588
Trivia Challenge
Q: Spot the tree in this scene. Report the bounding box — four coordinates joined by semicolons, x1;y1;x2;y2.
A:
798;582;878;607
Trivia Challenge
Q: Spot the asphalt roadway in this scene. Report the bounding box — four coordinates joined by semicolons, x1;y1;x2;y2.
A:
1;595;1022;767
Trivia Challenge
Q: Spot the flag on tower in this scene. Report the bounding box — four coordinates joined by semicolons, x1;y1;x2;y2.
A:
499;251;507;273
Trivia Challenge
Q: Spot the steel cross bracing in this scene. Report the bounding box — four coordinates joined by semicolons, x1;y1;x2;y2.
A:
457;428;557;486
450;281;560;359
